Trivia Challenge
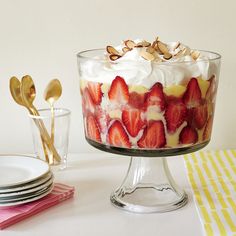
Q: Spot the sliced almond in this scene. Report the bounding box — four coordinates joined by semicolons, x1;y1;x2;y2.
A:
153;53;162;62
163;52;172;60
173;42;180;50
182;47;191;56
152;41;162;54
122;47;131;53
106;46;120;55
140;51;155;61
124;40;136;49
146;46;155;54
157;41;169;54
135;42;144;48
152;42;157;50
141;40;151;47
152;40;157;48
174;49;183;58
109;54;121;61
191;50;200;60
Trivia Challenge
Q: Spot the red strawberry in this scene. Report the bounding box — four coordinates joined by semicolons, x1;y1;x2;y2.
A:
82;88;95;113
86;114;101;143
108;76;129;104
87;82;102;105
165;101;187;133
179;126;198;144
206;75;217;101
165;95;183;104
137;121;166;148
186;108;194;126
192;103;208;129
128;92;146;109
107;120;131;148
145;83;166;111
183;78;202;108
122;108;145;137
203;116;213;140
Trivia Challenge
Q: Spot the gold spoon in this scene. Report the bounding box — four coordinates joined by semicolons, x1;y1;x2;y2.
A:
9;76;49;162
44;79;62;144
10;77;24;106
20;75;61;162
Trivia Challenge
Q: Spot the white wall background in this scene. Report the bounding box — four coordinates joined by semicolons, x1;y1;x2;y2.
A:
0;0;235;154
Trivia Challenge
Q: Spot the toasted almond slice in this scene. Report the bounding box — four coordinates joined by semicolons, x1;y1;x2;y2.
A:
106;46;120;55
109;54;122;61
135;42;144;48
152;41;158;51
163;52;172;60
141;40;151;47
153;53;162;62
191;50;200;60
152;40;157;48
122;47;131;53
174;49;183;58
140;51;155;61
124;40;136;49
173;42;180;50
152;41;162;54
146;46;155;54
182;47;191;56
157;41;169;54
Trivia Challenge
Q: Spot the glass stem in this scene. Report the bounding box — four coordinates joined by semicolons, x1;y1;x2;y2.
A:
110;156;188;213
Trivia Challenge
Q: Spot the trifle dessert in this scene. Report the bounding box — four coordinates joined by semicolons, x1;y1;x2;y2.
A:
78;37;220;156
77;36;221;213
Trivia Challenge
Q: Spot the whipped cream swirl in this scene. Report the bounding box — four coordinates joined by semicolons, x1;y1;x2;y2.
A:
80;39;217;88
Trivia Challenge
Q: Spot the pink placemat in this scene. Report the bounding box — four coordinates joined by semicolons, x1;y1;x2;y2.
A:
0;183;75;230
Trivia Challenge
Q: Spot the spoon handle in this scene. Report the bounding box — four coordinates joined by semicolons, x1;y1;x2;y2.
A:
32;106;61;162
50;104;55;144
28;107;50;163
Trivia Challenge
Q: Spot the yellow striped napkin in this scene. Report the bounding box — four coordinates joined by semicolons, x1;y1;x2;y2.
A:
184;150;236;236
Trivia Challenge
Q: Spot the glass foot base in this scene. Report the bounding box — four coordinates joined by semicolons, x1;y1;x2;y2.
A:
110;157;188;213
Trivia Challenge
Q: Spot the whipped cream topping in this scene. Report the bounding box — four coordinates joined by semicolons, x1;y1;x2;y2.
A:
79;38;218;88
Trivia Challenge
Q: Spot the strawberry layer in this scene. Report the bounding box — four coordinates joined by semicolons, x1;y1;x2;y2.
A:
81;75;217;150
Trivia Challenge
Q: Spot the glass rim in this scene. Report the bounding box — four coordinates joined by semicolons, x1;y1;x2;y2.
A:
28;108;71;119
77;48;221;65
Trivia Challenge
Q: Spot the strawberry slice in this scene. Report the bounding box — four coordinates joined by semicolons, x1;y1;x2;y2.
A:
203;116;213;140
137;121;166;148
183;78;202;108
128;92;146;109
108;76;129;104
145;83;166;111
165;95;183;104
192;103;208;129
82;88;95;113
206;75;217;101
179;126;198;144
86;114;101;143
165;101;187;133
107;120;131;148
122;108;145;137
88;82;102;105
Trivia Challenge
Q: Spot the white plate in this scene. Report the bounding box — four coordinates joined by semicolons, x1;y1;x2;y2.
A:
0;176;54;198
0;184;54;207
0;155;50;188
0;183;53;203
0;172;53;193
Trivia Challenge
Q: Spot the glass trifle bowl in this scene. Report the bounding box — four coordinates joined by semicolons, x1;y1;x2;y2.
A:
77;38;221;213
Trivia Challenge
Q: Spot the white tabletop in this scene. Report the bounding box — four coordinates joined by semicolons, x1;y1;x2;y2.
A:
1;152;203;236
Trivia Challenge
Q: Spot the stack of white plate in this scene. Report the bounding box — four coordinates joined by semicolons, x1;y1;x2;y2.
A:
0;155;53;207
